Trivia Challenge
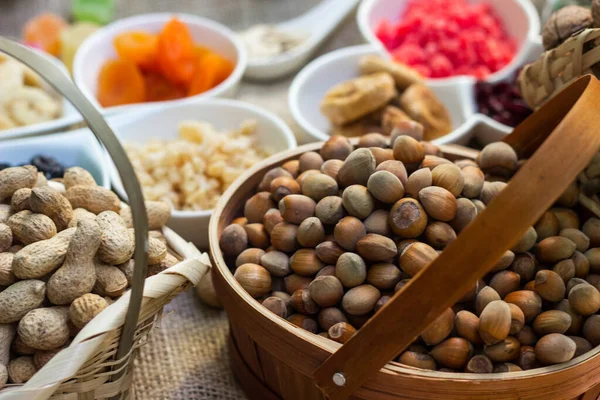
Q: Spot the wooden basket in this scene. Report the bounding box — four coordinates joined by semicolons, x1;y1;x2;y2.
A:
210;75;600;400
0;38;210;399
518;28;600;110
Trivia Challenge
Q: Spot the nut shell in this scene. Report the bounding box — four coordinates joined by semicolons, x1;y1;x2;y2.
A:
389;198;427;238
342;284;380;316
418;186;457;221
234;263;272;298
478;300;511;345
535;333;576;365
18;307;69;350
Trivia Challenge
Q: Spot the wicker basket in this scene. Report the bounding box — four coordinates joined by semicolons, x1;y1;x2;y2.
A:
0;38;210;399
518;28;600;110
210;75;600;400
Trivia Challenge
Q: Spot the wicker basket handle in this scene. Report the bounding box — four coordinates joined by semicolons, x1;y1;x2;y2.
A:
314;75;600;399
0;38;149;386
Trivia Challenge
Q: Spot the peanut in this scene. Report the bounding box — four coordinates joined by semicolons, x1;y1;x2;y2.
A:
120;201;171;230
18;307;69;350
0;253;15;286
29;187;73;231
47;219;101;305
0;280;46;323
69;293;108;328
63;166;96;189
34;172;47;188
7;356;36;383
93;261;128;297
0;165;37;201
0;224;10;253
68;208;96;228
65;185;120;214
148;237;167;264
12;335;35;355
0;204;10;224
13;228;76;279
8;210;57;245
33;346;65;369
148;253;179;276
0;323;16;366
117;259;134;285
96;211;134;265
10;188;31;212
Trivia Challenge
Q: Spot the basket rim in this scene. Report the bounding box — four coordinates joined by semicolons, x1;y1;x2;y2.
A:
209;138;600;383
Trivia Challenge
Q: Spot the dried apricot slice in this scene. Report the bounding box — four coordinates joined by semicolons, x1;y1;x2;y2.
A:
114;31;158;70
22;13;68;56
188;52;234;96
157;18;196;85
143;72;186;102
97;59;145;107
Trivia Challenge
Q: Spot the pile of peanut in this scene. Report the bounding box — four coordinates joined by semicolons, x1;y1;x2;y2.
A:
0;165;172;387
219;130;600;374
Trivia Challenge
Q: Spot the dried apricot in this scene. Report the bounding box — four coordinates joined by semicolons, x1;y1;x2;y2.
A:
22;13;68;56
114;31;158;70
157;18;196;85
188;52;234;96
143;72;186;102
97;59;146;107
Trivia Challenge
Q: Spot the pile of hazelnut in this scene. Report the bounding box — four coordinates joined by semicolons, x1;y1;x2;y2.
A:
219;122;600;373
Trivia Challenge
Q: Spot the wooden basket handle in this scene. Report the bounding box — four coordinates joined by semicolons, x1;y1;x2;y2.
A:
314;75;600;399
0;38;149;392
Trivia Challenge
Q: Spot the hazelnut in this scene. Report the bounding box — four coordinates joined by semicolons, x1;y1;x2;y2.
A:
535;333;575;365
430;338;473;370
235;248;265;267
583;218;600;247
261;251;290;277
557;181;579;207
461;166;485;199
419;186;457;221
302;173;338;202
358;133;389;148
490;250;515;273
569;284;600;315
367;263;401;290
259;167;293;191
472;199;486;214
421;155;452;170
553;259;576;283
245;192;275;223
569;335;593;358
585;247;600;272
364;209;392;237
309;276;344;307
390;120;424;142
405;168;432;198
555;299;584;335
484;336;520;363
489;270;520;298
279;194;316;225
393;136;425;166
542;5;592;50
329;321;357;344
338;148;376;187
395;279;411;293
505;290;543;322
297;217;325;248
231;217;247;226
477;142;518;177
455;310;482;345
262;296;289;318
270;176;301;202
511;253;537;283
296;170;321;187
244;223;269;249
299;151;324;173
284;274;312;294
320;135;353;161
263;208;284;234
367;171;404;204
572;250;590;278
512;226;538;253
342;284;381;316
376;160;408;186
375;295;391;312
318;307;347;331
533;310;572;336
336;252;367;288
290;249;324;276
424;222;456;249
478;300;511;345
398;351;436;370
566;278;589;296
234;263;272;298
535;236;576;263
321;159;343;180
465;355;493;373
369;147;394;166
516;326;538;346
389;198;427;238
290;288;320;315
492;363;522;373
421;142;441;156
287;314;318;333
220;224;248;258
508;303;525;335
316;265;336;278
399;242;438;277
480;181;507;205
535;270;566;302
397;239;418;255
270;222;299;252
583;314;600;346
588;273;600;290
551;207;580;230
315;196;346;225
517;346;537;370
334;216;366;251
282;160;300;177
356;234;397;262
342;185;374;219
535;212;560;241
431;164;464;197
475;286;501;316
315;241;344;265
449;198;477;233
421;307;454;346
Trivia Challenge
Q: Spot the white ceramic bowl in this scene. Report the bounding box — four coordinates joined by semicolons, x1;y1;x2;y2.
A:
73;13;247;115
105;99;297;249
0;129;110;188
357;0;541;85
0;52;81;141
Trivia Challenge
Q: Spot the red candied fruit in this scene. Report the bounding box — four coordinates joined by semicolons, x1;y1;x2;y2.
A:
375;0;516;79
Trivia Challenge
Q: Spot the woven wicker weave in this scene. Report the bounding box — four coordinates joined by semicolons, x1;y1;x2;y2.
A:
518;28;600;109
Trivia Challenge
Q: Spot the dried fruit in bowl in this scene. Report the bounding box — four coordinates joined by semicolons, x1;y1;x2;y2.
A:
97;59;146;107
143;72;186;102
188;52;234;96
22;13;68;57
399;84;452;141
157;18;197;85
114;31;159;71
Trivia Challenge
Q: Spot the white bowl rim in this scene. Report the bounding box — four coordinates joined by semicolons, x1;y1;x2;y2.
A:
289;44;515;144
106;97;297;218
73;12;248;113
356;0;541;85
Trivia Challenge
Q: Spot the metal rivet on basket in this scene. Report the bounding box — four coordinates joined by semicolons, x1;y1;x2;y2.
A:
332;372;346;387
